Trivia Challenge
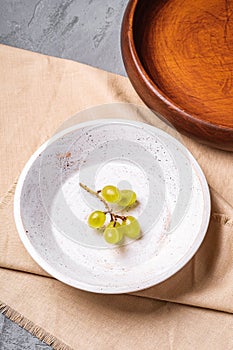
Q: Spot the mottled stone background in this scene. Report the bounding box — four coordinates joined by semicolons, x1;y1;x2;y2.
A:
0;0;127;348
0;0;127;75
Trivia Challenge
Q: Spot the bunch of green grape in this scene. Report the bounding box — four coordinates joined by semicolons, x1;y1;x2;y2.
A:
87;185;140;244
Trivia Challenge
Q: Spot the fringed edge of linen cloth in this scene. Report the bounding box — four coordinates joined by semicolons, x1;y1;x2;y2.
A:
0;301;73;350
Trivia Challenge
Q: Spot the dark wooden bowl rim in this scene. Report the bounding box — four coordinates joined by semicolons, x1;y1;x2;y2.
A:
125;0;233;135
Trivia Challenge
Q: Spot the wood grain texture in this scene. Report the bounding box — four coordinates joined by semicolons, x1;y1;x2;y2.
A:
121;0;233;150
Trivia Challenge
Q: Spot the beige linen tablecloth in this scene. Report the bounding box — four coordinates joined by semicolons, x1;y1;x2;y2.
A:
1;44;233;349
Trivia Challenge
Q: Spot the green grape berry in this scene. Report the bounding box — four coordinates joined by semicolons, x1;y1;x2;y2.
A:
117;190;137;207
101;185;120;203
128;191;137;206
104;221;123;244
88;211;106;229
122;216;141;239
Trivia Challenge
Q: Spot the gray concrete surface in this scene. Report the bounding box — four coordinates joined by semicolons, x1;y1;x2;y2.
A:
0;313;51;349
0;0;127;76
0;0;128;349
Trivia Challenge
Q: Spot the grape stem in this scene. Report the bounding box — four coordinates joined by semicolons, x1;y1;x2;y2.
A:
114;214;127;221
79;182;127;222
79;182;111;212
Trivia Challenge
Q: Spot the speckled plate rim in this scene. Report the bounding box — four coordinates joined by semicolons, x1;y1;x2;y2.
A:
14;118;211;294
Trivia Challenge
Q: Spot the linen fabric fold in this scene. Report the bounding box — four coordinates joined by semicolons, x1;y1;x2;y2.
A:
1;44;233;349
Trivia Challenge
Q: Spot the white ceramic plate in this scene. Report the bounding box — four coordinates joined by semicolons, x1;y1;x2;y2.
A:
14;119;210;293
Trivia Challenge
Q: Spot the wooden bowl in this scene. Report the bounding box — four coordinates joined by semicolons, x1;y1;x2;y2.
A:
121;0;233;151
